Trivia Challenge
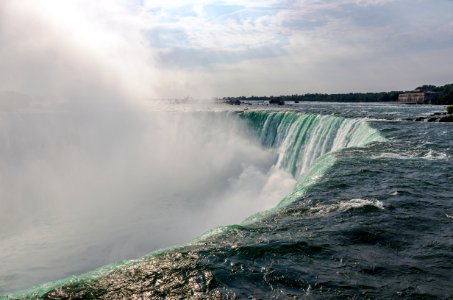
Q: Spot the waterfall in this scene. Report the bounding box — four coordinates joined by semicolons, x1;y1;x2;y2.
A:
240;111;385;178
239;111;386;212
4;110;387;298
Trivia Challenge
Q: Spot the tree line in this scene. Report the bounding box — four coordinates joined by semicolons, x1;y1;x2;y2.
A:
222;83;453;105
415;84;453;104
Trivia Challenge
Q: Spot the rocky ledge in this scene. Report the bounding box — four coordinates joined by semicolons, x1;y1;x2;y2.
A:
405;112;453;122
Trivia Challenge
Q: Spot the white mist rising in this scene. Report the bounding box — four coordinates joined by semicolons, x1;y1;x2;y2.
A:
0;1;295;293
0;109;295;292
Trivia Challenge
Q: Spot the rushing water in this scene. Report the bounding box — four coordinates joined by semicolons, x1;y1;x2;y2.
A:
3;102;453;299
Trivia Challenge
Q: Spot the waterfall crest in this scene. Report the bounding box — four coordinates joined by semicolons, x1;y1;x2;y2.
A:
241;111;385;178
239;111;386;211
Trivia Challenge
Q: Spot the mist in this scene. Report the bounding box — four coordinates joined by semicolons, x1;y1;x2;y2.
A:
0;108;296;292
0;1;296;292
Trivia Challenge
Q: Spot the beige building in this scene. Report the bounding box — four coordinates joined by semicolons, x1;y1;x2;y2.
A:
399;90;439;104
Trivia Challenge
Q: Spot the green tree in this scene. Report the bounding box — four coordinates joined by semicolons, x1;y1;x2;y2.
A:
447;104;453;114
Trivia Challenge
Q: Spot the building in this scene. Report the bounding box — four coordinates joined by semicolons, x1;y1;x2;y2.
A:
398;90;440;104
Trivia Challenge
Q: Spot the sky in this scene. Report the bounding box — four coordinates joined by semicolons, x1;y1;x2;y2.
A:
1;0;453;99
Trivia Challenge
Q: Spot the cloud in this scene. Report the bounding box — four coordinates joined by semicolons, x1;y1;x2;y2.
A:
1;0;453;98
139;0;453;96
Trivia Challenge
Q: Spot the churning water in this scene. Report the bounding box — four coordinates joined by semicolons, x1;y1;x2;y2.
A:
2;102;453;299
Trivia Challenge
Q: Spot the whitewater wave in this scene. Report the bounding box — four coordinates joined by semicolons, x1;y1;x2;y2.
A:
308;199;384;216
371;149;449;161
424;149;449;160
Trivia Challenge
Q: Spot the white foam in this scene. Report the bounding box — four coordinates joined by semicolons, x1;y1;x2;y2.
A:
309;199;384;215
372;150;449;161
371;152;414;160
424;149;449;161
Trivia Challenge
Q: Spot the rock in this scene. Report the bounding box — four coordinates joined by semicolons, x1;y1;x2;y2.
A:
411;112;453;122
269;98;285;105
226;99;241;105
439;115;453;122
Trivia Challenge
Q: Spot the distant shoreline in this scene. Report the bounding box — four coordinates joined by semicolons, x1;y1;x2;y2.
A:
221;83;453;105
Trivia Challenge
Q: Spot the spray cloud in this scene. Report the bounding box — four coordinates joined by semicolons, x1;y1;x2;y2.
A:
0;1;295;292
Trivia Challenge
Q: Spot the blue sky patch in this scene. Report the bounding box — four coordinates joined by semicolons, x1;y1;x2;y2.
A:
203;4;244;18
148;28;190;48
